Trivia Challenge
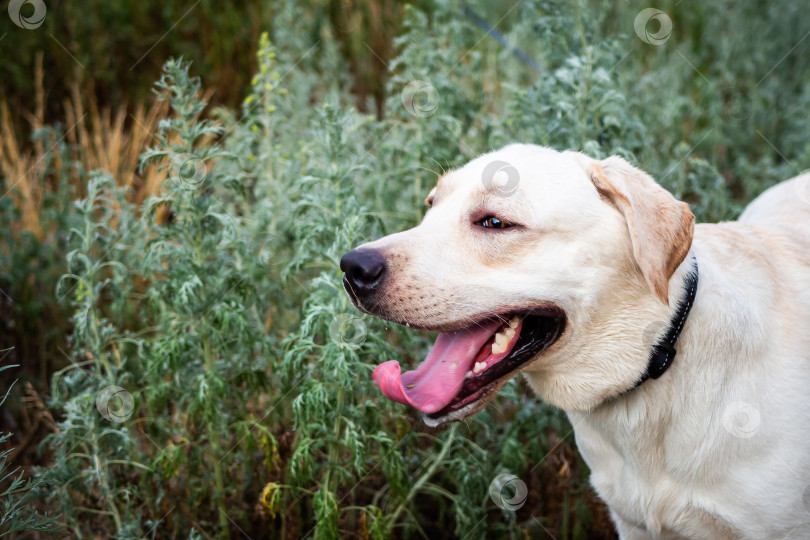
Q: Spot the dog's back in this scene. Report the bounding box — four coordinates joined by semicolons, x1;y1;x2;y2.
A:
735;172;810;334
739;172;810;241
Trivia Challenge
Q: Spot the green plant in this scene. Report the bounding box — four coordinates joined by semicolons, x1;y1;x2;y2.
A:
0;360;63;536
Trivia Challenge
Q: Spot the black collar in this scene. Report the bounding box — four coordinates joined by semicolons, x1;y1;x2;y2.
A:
632;255;699;390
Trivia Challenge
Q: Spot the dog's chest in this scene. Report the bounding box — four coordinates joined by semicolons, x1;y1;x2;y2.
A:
577;433;676;530
569;410;737;538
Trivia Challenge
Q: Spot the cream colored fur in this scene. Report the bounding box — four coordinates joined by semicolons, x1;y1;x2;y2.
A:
353;144;810;539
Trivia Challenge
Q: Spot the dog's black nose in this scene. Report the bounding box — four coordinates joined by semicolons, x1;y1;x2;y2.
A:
340;248;386;295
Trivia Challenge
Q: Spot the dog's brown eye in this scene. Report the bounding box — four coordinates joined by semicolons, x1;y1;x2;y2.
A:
477;216;511;229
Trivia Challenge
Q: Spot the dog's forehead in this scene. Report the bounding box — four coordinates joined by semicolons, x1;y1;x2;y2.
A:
433;144;592;205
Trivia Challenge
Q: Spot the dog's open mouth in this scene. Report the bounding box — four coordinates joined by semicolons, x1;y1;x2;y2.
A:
372;308;565;426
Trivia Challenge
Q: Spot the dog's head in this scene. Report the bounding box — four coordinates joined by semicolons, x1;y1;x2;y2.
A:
341;144;694;426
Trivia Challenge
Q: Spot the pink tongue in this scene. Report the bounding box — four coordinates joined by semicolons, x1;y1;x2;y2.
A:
372;320;501;413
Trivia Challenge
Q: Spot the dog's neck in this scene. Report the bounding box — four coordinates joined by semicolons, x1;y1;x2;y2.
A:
562;223;800;535
628;254;699;392
523;250;701;412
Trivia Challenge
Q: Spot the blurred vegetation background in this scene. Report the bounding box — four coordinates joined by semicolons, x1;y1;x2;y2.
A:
1;0;808;537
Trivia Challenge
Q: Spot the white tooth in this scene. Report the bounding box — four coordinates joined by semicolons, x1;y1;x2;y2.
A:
504;327;515;339
466;371;473;378
491;338;508;354
509;316;519;328
473;361;487;373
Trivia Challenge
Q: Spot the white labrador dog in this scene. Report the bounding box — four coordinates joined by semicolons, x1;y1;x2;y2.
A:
340;144;810;539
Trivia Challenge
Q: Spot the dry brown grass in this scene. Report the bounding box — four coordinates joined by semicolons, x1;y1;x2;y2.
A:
0;101;43;237
63;84;169;206
0;54;169;239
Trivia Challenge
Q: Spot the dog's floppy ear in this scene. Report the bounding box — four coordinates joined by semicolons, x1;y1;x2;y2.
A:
585;156;695;305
